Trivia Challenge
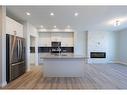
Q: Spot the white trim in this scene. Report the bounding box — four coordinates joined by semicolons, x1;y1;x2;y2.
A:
0;6;6;88
1;81;7;87
110;60;127;65
1;36;6;88
87;61;122;64
38;29;75;33
108;61;120;64
0;83;2;87
35;37;39;66
116;61;127;65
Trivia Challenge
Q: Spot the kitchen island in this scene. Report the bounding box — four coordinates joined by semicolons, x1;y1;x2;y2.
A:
40;53;86;77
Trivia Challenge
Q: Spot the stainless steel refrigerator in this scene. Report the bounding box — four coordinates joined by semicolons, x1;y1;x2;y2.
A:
6;34;26;83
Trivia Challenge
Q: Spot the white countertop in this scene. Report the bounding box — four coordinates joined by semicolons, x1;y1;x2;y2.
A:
39;53;88;59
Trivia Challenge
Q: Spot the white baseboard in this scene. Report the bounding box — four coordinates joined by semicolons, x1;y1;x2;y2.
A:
108;61;120;64
35;63;38;66
0;81;7;88
116;61;127;65
107;61;127;65
2;81;7;87
87;61;127;64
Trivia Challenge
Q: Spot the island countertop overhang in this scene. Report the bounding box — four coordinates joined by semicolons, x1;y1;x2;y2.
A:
39;53;88;59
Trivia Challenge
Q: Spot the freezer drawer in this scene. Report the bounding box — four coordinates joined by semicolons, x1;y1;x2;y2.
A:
10;61;26;81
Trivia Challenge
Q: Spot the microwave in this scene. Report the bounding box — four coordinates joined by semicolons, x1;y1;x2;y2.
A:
51;42;61;47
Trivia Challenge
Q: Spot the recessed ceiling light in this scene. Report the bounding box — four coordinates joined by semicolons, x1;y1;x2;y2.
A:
40;25;43;28
74;12;79;16
50;12;54;16
67;25;70;28
114;20;121;27
26;12;31;16
53;25;56;28
40;28;47;32
64;29;73;32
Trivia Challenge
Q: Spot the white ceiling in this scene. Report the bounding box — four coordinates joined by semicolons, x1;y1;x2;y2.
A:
6;6;127;32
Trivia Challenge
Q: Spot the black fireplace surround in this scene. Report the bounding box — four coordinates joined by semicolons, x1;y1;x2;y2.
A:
90;52;106;58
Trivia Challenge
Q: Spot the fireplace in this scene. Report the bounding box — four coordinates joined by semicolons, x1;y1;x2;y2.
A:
90;52;106;58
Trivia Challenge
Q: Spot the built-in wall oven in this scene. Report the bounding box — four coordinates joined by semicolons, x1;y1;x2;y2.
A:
51;42;61;47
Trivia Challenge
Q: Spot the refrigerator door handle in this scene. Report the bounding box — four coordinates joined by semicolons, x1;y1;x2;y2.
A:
19;40;22;60
19;39;21;60
20;40;23;60
18;39;20;60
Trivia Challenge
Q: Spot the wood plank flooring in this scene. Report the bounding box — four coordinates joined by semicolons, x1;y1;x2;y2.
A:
3;63;127;89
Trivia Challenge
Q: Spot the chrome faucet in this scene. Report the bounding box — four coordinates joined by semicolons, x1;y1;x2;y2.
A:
57;46;61;55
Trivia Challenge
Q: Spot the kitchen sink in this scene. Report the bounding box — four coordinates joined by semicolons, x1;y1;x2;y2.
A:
52;53;68;56
61;54;67;56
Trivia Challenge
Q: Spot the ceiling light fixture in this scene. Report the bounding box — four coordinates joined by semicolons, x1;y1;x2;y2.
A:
74;12;79;16
40;25;44;28
67;25;70;28
50;12;54;16
53;25;57;28
114;20;121;27
26;12;31;16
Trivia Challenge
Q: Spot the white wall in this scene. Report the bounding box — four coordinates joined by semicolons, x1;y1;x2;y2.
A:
23;22;30;71
0;6;7;87
30;36;35;46
30;25;38;66
87;31;118;64
24;22;38;69
74;31;87;56
29;25;38;37
118;29;127;64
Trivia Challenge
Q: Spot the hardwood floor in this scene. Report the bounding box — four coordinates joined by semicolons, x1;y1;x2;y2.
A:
3;63;127;89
